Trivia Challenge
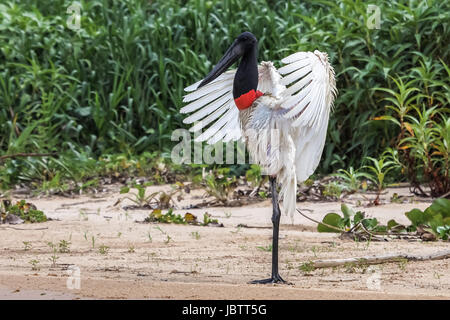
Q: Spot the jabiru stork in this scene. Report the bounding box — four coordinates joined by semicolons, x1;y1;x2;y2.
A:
181;32;337;284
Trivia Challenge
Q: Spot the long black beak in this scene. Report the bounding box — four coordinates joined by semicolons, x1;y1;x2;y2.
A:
198;40;243;88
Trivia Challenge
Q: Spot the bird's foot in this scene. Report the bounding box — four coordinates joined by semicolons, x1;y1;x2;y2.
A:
249;274;291;285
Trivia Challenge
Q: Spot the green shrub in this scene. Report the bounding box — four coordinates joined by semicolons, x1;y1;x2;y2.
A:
0;0;448;189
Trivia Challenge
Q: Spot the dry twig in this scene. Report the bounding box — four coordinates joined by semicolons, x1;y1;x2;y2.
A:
311;250;450;268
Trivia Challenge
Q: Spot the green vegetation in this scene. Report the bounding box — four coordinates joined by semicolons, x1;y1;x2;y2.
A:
145;208;186;224
299;261;315;273
28;259;40;271
23;241;32;251
361;155;397;204
318;200;450;241
118;182;183;208
318;204;384;234
144;208;221;226
0;0;448;197
202;168;237;205
1;200;47;223
333;167;367;193
191;231;201;240
98;245;109;255
58;240;71;253
256;244;273;252
405;198;450;240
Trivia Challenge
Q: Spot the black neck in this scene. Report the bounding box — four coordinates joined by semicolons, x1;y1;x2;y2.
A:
233;44;258;99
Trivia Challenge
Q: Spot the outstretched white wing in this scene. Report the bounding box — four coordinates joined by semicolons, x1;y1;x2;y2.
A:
278;50;337;182
181;71;237;144
181;65;280;145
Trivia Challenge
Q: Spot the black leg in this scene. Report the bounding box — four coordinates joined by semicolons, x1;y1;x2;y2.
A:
249;177;290;284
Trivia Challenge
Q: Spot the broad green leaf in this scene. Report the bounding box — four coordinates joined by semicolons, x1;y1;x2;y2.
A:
354;211;364;225
405;208;427;226
387;219;405;231
120;186;130;194
429;214;444;233
428;198;450;217
341;203;355;220
318;213;342;233
362;218;379;230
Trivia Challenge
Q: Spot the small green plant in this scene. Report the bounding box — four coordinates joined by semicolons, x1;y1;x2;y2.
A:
405;198;450;240
99;245;109;255
258;190;268;199
48;250;59;268
201;168;237;205
58;240;71;253
202;213;219;226
79;210;88;221
145;209;221;227
390;192;404;203
154;226;173;244
433;271;443;280
299;261;315;273
397;258;408;272
256;244;272;252
191;231;201;240
47;242;60;267
436;226;450;241
344;262;357;273
362;155;397;205
364;236;372;250
318;204;388;236
3;200;47;223
165;235;173;244
333;167;367;192
245;164;268;197
23;241;32;251
343;261;371;274
119;182;183;209
322;181;345;199
310;246;318;257
119;183;158;207
145;208;186;224
285;259;294;270
29;259;40;271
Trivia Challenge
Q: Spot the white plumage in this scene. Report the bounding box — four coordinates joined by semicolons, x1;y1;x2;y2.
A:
181;50;337;219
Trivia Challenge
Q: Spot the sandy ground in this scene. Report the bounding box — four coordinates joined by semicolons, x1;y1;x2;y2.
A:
0;184;448;300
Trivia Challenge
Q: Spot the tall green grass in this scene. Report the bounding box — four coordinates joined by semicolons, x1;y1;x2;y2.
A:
0;0;449;189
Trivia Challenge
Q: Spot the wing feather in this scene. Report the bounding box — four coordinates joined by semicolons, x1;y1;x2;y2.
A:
208;107;240;144
189;101;229;132
182;68;237;143
181;85;231;114
196;103;234;143
278;59;310;78
282;72;312;98
278;50;337;182
281;52;309;64
183;94;230;123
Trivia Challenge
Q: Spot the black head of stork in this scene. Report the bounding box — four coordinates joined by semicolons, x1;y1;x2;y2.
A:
199;32;262;110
